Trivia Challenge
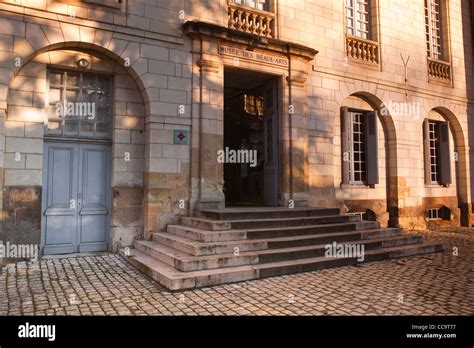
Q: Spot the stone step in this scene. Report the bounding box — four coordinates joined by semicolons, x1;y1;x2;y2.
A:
364;242;445;262
266;228;401;249
153;228;401;256
168;220;380;243
180;217;231;231
153;232;267;256
167;225;246;243
200;207;341;220
135;235;424;272
135;240;258;271
181;214;358;231
121;248;258;291
257;235;425;264
120;241;443;290
245;221;380;239
225;214;361;230
255;242;444;278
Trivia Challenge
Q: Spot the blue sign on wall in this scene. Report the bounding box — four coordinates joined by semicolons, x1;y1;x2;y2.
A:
174;130;189;145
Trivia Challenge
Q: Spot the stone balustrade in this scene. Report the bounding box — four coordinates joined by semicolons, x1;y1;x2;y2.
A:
428;58;452;81
227;2;274;38
346;34;380;66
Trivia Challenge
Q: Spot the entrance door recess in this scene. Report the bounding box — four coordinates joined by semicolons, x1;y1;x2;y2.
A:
224;68;279;207
41;141;111;254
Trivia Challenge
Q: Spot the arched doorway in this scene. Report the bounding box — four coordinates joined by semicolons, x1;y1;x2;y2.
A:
4;45;148;254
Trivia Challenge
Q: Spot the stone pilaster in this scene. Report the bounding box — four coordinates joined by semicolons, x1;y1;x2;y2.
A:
281;69;310;207
190;50;225;211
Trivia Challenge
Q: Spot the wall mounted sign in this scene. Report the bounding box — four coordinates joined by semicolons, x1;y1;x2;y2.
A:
218;45;289;67
174;130;189;144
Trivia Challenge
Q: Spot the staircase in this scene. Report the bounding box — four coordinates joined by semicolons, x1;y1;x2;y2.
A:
120;207;443;290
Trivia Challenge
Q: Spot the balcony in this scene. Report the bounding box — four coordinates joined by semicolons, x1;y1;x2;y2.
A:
345;34;380;67
227;1;275;38
427;58;452;82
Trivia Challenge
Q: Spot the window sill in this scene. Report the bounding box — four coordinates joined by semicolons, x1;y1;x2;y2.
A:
83;0;122;10
424;183;450;188
340;184;373;189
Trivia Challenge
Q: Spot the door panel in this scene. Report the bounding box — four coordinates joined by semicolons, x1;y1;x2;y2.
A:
78;144;110;252
43;143;78;254
263;78;279;206
42;142;110;254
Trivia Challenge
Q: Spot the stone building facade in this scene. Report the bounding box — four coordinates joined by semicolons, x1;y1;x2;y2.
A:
0;0;472;254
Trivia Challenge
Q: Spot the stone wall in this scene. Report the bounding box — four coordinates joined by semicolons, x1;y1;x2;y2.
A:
273;0;473;229
0;0;473;253
0;0;194;248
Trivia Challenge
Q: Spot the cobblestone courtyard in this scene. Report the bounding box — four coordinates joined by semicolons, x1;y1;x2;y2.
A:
0;229;473;316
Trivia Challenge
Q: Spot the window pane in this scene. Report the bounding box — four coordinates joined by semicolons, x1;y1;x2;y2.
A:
96;122;110;134
66;73;80;87
66;90;79;103
49;88;61;105
65;118;79;134
80;121;95;133
49;72;63;86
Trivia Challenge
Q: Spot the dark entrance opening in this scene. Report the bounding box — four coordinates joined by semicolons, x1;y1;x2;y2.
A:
224;67;279;207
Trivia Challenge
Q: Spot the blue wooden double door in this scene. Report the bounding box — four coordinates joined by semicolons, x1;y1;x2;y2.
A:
41;141;111;255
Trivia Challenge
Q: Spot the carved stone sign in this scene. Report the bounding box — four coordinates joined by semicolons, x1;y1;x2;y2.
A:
218;45;289;67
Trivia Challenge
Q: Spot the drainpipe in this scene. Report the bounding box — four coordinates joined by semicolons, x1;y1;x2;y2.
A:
286;43;293;202
197;37;204;209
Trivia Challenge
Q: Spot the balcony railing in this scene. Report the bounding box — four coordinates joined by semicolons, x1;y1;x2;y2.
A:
427;58;451;82
346;35;380;66
227;2;275;38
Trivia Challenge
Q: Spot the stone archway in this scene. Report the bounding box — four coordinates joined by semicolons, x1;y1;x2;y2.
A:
429;106;470;225
337;91;399;227
1;41;151;251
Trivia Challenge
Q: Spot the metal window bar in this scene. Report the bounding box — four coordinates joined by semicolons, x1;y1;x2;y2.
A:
428;121;441;183
427;208;440;220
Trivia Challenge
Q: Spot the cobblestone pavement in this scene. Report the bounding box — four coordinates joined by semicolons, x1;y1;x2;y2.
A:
0;228;473;316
